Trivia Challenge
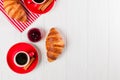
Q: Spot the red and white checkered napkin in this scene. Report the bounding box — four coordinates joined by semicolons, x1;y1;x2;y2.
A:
0;0;40;32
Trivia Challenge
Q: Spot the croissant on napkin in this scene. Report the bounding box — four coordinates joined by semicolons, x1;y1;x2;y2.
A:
3;0;27;22
46;28;65;62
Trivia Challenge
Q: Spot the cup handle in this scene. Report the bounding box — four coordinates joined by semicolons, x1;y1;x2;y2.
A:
28;52;35;57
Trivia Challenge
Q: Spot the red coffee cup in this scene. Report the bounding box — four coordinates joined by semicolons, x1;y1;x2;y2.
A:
14;51;34;67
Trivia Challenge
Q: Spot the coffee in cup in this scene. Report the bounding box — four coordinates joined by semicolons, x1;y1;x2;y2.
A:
32;0;46;4
14;51;34;67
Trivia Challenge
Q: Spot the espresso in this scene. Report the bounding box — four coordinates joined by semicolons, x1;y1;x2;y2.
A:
34;0;44;3
15;53;28;65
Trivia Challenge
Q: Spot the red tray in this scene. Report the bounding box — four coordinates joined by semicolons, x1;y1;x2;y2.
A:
7;42;39;74
24;0;55;14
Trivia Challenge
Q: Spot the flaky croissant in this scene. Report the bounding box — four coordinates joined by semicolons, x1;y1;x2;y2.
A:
3;0;27;22
46;28;65;62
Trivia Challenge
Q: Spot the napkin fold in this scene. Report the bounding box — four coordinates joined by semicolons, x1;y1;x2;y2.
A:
0;0;40;32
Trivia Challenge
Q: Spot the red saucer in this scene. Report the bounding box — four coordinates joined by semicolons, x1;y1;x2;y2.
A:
7;42;39;74
24;0;55;14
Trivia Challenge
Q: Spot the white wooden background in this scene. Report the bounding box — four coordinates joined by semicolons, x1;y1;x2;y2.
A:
0;0;120;80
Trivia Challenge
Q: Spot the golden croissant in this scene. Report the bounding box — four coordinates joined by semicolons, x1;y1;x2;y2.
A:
46;28;65;62
3;0;27;22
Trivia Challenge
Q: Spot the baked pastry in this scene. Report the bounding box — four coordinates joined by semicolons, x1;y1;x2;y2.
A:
46;28;65;62
3;0;27;22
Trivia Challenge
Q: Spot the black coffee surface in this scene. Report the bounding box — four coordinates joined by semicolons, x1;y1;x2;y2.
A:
16;53;28;65
34;0;44;3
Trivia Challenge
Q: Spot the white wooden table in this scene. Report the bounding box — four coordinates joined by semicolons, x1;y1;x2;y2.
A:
0;0;120;80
